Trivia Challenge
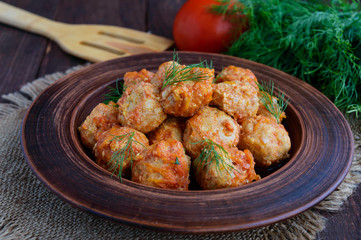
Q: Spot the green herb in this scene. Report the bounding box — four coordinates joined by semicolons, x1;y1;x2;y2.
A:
347;104;361;118
197;58;213;69
214;0;361;116
174;157;180;165
108;132;145;181
103;78;125;104
162;52;213;89
257;80;290;123
193;139;238;176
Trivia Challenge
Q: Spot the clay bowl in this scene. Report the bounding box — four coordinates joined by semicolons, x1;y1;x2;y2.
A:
21;52;354;233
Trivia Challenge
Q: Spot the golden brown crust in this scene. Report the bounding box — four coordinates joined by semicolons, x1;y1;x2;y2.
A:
131;140;190;190
77;63;290;189
211;81;259;123
94;125;149;178
183;106;240;159
160;67;214;117
123;69;155;89
151;61;183;90
194;146;260;190
238;115;291;168
257;94;286;123
117;81;167;133
78;102;119;149
147;117;183;145
216;65;258;89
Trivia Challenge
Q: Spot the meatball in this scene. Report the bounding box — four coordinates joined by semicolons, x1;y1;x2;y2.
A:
193;145;260;190
211;81;259;123
123;69;155;88
257;94;286;123
147;117;184;145
151;61;184;90
78;101;118;149
183;106;240;158
117;81;167;133
94;125;149;178
216;65;258;89
238;115;291;168
132;140;191;190
160;66;214;117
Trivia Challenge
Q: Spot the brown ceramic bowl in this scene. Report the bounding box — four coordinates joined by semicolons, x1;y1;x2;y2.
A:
21;52;354;233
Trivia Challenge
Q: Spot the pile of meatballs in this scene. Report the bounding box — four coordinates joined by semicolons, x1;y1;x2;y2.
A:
78;60;291;190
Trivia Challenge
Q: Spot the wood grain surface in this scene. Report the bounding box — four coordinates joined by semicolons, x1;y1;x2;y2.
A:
1;0;360;238
0;2;173;62
21;52;353;233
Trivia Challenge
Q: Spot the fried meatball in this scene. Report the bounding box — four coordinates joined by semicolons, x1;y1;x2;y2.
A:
183;106;240;158
123;69;155;88
78;101;118;149
216;65;258;89
132;140;191;190
211;81;259;123
238;115;291;168
257;94;286;123
193;146;260;190
94;125;149;178
117;81;167;133
151;61;185;90
160;67;214;117
147;117;184;145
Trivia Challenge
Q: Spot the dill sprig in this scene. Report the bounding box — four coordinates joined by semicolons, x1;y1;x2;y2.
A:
108;132;146;181
257;80;290;124
103;78;125;104
215;0;361;116
193;139;238;176
197;58;213;69
162;52;213;89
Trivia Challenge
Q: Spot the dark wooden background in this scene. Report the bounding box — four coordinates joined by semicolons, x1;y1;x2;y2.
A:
0;0;360;239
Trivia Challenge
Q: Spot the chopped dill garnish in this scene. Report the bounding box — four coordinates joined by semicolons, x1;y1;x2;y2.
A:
214;0;361;116
196;58;213;69
174;157;180;165
193;139;238;176
103;78;125;104
257;80;289;124
108;132;146;181
162;52;213;89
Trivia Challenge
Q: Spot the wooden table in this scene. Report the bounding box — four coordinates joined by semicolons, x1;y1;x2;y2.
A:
0;0;359;239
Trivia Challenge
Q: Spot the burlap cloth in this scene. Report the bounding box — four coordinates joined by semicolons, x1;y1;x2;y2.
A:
0;65;360;240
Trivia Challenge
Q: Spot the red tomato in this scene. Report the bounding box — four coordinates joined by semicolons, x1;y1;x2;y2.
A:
173;0;244;53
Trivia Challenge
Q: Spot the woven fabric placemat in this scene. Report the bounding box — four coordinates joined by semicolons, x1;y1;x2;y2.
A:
0;65;360;240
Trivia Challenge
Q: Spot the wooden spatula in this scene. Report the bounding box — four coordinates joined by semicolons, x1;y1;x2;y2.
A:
0;2;174;62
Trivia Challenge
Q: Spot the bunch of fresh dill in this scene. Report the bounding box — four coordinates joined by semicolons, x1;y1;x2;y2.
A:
215;0;361;116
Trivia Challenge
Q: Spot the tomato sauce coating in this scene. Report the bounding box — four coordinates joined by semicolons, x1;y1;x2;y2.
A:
132;140;190;190
211;81;259;123
216;65;258;89
123;69;155;89
183;106;240;159
94;125;149;178
147;117;184;145
160;67;214;117
78;61;294;190
194;146;260;190
117;81;167;133
238;115;291;167
78;102;118;149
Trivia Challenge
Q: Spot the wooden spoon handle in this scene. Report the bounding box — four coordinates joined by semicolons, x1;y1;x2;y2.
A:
0;2;61;39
